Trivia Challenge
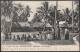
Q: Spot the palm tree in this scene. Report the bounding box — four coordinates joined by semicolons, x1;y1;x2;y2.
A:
1;1;14;40
37;2;54;20
23;5;33;21
37;1;62;39
73;0;79;33
14;4;32;22
37;2;54;32
32;13;42;23
63;8;72;26
24;5;33;17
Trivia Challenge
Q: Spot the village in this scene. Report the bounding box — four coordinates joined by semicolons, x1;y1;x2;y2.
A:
1;1;79;45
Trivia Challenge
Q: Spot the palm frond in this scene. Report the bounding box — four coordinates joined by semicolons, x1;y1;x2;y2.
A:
37;7;45;12
37;10;44;14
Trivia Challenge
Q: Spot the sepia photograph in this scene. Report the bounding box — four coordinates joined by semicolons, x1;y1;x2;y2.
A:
1;0;79;51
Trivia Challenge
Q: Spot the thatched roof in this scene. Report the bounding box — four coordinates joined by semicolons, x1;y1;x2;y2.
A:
12;22;30;27
33;22;52;27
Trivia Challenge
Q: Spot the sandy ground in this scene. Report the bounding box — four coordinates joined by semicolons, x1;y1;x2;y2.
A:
1;32;79;51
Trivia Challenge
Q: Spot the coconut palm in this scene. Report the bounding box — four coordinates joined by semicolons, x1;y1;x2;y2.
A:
37;2;54;20
1;1;14;40
14;4;32;22
37;1;62;39
63;8;72;26
24;5;33;17
21;5;33;22
32;13;42;23
37;2;55;32
74;0;79;32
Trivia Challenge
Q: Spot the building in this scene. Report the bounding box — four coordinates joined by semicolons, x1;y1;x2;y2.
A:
11;22;52;32
11;22;31;32
33;22;52;31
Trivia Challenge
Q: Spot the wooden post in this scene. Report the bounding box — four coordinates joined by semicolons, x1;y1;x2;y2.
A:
72;0;74;32
54;1;58;39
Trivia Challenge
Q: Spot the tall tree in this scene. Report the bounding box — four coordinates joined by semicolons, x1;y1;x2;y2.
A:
1;1;14;39
32;13;42;23
74;0;79;32
37;2;54;23
13;4;32;22
24;5;33;17
63;8;72;26
22;5;32;21
37;2;54;32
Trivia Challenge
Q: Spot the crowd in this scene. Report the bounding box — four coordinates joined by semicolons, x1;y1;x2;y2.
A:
10;28;69;41
3;27;69;41
11;32;53;41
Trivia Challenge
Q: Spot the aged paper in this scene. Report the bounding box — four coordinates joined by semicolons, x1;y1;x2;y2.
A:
1;0;79;51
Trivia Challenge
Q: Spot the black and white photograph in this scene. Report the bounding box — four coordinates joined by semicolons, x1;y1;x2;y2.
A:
1;0;79;51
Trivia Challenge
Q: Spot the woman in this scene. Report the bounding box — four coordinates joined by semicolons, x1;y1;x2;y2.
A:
65;28;69;40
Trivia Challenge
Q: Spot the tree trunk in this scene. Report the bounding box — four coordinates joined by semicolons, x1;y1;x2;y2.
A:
10;12;14;40
72;0;74;32
54;1;58;40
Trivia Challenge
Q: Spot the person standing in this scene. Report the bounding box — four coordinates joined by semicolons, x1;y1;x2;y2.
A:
24;35;27;41
65;28;69;40
13;35;16;41
57;26;61;40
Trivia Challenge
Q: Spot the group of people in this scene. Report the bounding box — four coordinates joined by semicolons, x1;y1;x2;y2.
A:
11;32;53;41
3;27;69;41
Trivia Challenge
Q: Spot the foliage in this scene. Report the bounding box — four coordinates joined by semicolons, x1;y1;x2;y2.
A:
12;4;32;22
37;2;54;23
31;13;42;23
63;8;72;25
1;1;13;18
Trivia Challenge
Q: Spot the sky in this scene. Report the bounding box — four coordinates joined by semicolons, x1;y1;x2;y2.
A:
13;1;75;21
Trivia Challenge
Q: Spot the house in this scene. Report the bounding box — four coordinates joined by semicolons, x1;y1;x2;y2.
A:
33;22;52;31
11;22;31;32
11;22;52;32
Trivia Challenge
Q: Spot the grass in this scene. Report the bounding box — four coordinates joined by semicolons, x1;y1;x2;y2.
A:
1;40;32;45
1;39;75;45
34;39;76;45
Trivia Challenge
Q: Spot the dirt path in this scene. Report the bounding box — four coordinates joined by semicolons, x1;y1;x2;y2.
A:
73;35;79;45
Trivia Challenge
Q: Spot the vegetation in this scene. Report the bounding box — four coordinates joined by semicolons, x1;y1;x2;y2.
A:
1;1;14;39
12;4;32;22
63;8;72;26
1;1;79;40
